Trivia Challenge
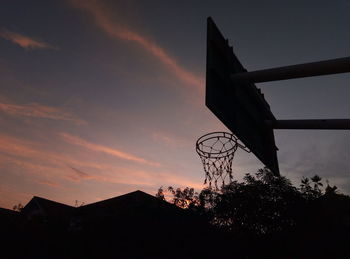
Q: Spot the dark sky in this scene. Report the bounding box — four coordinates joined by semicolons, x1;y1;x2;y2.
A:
1;0;350;208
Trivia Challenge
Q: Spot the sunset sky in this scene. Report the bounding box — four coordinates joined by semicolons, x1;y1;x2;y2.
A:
1;0;350;209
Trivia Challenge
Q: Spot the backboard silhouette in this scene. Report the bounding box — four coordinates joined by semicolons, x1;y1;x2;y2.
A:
206;17;279;175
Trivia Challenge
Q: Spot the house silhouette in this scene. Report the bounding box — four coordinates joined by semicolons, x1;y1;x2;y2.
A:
1;190;223;258
22;196;74;223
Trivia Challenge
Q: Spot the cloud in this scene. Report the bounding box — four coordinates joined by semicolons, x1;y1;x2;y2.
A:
0;100;86;125
279;134;350;194
68;166;94;181
0;133;104;172
69;0;204;89
155;171;204;190
0;28;58;50
36;180;60;188
60;132;161;167
0;184;31;210
152;131;189;148
0;132;204;209
0;134;150;186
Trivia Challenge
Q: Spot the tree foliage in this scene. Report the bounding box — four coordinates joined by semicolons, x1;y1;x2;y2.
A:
12;203;23;212
207;168;303;234
156;186;200;209
300;174;325;200
157;168;345;236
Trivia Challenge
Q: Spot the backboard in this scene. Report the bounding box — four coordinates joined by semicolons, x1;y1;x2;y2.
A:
206;17;279;175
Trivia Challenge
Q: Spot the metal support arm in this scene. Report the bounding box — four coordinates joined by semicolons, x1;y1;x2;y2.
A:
231;57;350;83
266;119;350;130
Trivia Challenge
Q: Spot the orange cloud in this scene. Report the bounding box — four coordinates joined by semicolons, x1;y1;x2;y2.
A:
0;184;31;210
60;132;160;167
68;166;95;181
0;132;203;209
0;101;86;125
155;171;204;190
152;131;190;148
69;0;204;89
36;180;60;188
85;166;203;189
0;28;58;50
0;133;104;172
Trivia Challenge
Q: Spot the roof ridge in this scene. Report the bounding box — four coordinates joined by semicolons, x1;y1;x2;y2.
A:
81;190;157;207
30;196;74;208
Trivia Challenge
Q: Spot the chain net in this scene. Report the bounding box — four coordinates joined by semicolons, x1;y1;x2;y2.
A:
196;132;250;189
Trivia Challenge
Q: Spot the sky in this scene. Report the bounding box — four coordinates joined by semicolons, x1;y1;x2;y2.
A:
1;0;350;209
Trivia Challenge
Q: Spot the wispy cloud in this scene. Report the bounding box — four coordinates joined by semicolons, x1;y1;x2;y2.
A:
0;184;32;210
0;134;151;186
0;28;58;50
0;132;203;209
68;166;94;181
0;133;103;171
152;131;189;148
69;0;204;89
60;132;160;167
0;100;86;125
36;180;60;188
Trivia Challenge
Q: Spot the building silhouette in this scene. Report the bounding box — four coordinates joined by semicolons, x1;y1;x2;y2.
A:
1;191;221;258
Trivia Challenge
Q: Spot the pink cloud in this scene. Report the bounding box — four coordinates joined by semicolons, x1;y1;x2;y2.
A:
0;136;41;160
0;133;102;172
69;0;204;89
0;100;86;125
86;166;203;189
152;131;190;148
60;132;161;167
67;166;95;181
0;132;204;209
155;171;204;190
36;180;60;188
0;28;58;50
0;184;31;210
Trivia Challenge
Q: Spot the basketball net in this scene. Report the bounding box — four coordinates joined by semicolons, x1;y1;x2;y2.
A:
196;132;250;189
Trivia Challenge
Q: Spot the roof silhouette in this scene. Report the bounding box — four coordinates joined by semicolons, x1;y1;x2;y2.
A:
22;196;74;221
74;190;188;222
81;190;178;209
2;190;228;258
0;207;21;224
20;190;189;223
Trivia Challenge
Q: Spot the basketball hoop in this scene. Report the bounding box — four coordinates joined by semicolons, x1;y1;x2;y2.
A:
196;132;250;189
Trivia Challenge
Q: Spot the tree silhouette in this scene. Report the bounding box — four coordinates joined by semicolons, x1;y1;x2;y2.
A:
311;174;323;197
207;168;303;234
157;166;350;259
300;176;312;198
166;186;200;209
155;186;165;200
159;168;306;235
12;203;23;212
325;180;338;195
300;175;325;200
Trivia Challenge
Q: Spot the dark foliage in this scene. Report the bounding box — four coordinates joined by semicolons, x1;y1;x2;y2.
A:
2;170;349;258
159;168;350;258
12;203;23;212
208;168;303;234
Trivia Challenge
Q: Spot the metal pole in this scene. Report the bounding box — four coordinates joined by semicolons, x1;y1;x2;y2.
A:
231;57;350;83
266;119;350;130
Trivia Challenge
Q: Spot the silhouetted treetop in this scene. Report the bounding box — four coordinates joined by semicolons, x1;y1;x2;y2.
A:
158;168;349;238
